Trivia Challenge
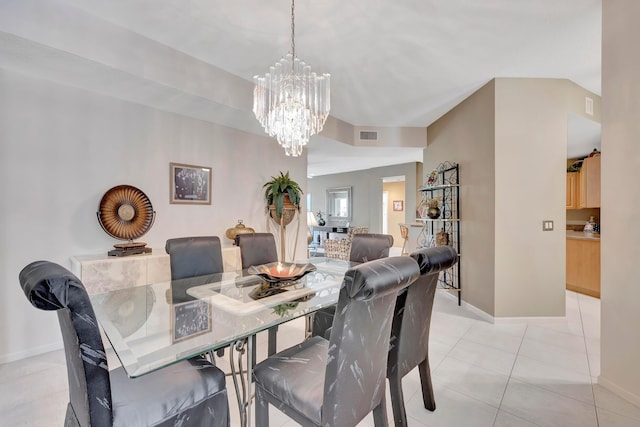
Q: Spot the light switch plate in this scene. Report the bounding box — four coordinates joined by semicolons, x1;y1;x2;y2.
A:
542;220;554;231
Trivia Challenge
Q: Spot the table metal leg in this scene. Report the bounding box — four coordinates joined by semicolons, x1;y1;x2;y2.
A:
230;337;254;427
305;313;314;339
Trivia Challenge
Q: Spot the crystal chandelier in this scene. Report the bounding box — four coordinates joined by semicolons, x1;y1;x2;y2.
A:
253;0;330;157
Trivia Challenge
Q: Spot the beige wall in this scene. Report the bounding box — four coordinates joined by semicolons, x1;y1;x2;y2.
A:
600;0;640;405
494;78;569;317
427;78;601;318
383;181;406;246
426;80;497;315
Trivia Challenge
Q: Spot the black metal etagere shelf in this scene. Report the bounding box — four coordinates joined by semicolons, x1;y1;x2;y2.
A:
417;162;461;305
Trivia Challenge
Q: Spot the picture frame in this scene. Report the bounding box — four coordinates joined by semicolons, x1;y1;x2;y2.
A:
170;162;212;204
393;200;404;211
171;300;211;343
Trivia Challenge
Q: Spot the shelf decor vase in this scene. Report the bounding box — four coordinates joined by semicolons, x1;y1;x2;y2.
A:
427;206;441;219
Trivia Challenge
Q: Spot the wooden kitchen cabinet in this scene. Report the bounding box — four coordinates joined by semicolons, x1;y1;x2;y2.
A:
566;237;600;298
566;172;580;209
579;155;601;208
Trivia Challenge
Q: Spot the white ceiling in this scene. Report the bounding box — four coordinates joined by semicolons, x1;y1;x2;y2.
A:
1;0;602;175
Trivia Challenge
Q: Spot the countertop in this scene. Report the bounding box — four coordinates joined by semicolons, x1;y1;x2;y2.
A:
566;230;601;241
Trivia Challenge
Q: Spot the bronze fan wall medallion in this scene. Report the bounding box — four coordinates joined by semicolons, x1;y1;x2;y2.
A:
97;185;156;256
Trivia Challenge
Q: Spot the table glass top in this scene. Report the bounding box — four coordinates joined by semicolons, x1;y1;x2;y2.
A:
89;257;352;377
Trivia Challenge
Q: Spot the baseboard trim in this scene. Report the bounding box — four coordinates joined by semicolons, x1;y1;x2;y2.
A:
598;376;640;407
438;290;494;323
0;341;63;365
438;290;567;324
493;315;566;324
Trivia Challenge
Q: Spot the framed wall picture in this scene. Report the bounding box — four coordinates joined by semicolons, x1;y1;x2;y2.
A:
393;200;404;211
170;162;212;204
171;300;211;343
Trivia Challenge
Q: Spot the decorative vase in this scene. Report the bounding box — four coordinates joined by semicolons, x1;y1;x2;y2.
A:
269;194;297;226
317;216;326;226
427;206;441;219
225;219;255;244
436;229;449;246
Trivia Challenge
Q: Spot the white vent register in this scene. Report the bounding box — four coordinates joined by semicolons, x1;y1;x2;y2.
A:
585;97;594;116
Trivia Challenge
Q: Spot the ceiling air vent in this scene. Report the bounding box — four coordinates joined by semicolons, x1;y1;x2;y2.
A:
359;130;378;141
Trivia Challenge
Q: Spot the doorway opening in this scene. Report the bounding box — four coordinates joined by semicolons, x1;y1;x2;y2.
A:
382;176;406;250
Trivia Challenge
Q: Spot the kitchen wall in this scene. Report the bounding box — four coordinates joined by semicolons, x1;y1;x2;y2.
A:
600;0;640;405
566;158;601;229
0;69;307;363
307;163;421;234
566;208;600;230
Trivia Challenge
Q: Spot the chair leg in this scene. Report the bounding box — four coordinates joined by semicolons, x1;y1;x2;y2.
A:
372;399;389;427
389;373;408;427
418;359;436;411
255;386;269;427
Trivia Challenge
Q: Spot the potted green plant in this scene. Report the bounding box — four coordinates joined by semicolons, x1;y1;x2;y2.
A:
263;171;303;225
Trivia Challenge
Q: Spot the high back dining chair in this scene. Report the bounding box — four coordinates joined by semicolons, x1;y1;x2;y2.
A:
236;232;279;268
253;256;420;427
387;246;458;426
165;236;224;280
236;232;280;355
350;233;394;262
18;260;230;427
166;236;228;358
311;233;394;338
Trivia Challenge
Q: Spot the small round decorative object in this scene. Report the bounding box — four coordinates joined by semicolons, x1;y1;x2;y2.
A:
97;185;155;241
225;219;255;243
427;206;441;219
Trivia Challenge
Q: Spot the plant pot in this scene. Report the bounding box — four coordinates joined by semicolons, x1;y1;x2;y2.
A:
269;194;297;226
427;206;441;219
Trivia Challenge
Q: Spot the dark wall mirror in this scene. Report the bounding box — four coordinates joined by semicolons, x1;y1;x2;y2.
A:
326;186;352;224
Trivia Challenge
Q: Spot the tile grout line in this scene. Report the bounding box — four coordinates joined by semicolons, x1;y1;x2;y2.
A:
491;322;531;427
577;293;601;427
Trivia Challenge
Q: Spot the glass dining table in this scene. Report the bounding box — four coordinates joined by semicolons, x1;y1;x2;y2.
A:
89;257;353;427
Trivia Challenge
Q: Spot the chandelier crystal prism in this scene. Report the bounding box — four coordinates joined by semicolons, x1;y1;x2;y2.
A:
252;0;330;157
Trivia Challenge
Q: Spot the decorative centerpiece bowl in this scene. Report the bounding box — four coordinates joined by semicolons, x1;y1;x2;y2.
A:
248;262;316;283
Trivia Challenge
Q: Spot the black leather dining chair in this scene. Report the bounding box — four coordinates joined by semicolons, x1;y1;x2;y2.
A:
166;236;228;359
387;246;458;426
236;232;278;269
165;236;224;280
236;232;280;355
311;233;394;338
253;256;420;427
18;260;230;427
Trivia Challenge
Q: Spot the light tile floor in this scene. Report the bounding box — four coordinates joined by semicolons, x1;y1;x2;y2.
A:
2;290;640;426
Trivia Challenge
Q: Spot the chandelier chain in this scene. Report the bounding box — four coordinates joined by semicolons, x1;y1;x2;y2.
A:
290;0;295;61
